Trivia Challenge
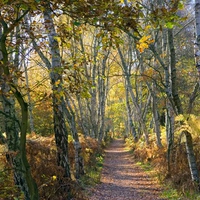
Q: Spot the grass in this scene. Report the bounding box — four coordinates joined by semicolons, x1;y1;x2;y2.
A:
80;153;104;187
161;187;180;200
136;161;152;172
136;161;200;200
160;186;200;200
79;152;104;198
136;161;181;199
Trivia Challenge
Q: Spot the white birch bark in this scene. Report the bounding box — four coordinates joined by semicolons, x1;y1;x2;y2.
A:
118;47;149;144
98;51;109;142
195;0;200;79
125;80;138;141
43;5;71;178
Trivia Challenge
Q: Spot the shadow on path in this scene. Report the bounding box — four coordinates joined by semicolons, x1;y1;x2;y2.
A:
88;138;165;200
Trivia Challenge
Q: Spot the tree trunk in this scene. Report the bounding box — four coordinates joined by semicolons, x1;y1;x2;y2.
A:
152;85;163;148
77;95;88;136
23;46;35;133
43;6;71;178
168;28;183;114
180;130;200;190
195;0;200;79
1;91;36;200
187;82;199;115
13;88;39;200
125;80;138;141
118;47;149;144
0;20;39;200
166;101;174;175
98;52;109;142
64;97;84;179
90;36;99;138
185;131;199;187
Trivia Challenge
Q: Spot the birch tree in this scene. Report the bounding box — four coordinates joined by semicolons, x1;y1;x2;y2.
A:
25;5;71;178
0;3;38;199
118;46;149;144
42;5;72;178
195;0;200;80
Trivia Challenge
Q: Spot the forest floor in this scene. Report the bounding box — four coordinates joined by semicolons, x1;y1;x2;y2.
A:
87;138;166;200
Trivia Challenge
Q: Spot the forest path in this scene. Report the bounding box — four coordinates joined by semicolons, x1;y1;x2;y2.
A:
88;138;165;200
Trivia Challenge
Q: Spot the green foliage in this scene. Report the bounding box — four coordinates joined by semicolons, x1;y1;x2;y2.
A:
32;102;53;136
161;187;180;200
73;21;81;27
125;114;200;199
80;153;104;187
149;1;187;30
107;81;127;134
136;161;152;172
166;21;175;29
68;134;74;143
161;184;200;200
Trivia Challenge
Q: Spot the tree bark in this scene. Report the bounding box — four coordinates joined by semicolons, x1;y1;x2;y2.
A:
166;101;174;174
118;46;149;144
151;83;163;148
125;80;138;141
187;82;199;115
23;46;35;133
98;52;109;142
76;95;88;136
179;130;200;190
0;13;39;200
195;0;200;79
168;28;183;114
43;5;71;178
90;35;99;138
64;96;84;179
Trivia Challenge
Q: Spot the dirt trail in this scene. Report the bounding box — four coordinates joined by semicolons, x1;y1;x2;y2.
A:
88;139;165;200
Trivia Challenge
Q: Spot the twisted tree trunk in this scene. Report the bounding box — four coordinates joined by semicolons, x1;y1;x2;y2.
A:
0;13;38;200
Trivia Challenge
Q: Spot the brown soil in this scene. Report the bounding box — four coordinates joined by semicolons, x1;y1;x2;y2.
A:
88;139;165;200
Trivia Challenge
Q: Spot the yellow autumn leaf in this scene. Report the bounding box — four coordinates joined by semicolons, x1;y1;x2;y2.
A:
139;35;151;43
137;35;154;53
55;80;60;86
52;175;57;181
144;25;151;32
142;68;155;80
59;90;64;97
54;36;61;43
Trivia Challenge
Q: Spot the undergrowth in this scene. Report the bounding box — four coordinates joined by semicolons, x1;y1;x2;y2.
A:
79;137;112;197
0;133;106;200
80;137;112;187
125;115;200;200
80;153;104;187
